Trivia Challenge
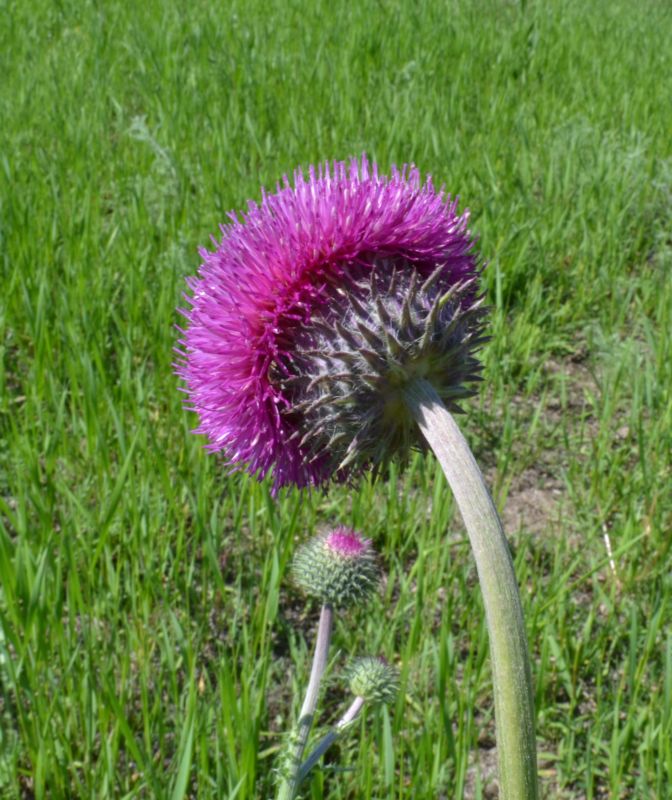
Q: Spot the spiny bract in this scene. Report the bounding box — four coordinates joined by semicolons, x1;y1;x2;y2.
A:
277;260;488;475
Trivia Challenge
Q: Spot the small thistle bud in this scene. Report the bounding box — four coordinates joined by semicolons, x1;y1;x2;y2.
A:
278;260;488;476
347;657;400;705
292;527;379;609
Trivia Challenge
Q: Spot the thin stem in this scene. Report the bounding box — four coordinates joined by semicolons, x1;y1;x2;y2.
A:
297;695;366;785
277;604;334;800
403;378;539;800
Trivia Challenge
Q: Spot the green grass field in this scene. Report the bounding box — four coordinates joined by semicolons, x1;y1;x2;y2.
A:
1;0;671;797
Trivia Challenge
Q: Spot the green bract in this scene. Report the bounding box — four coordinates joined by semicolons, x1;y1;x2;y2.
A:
347;657;400;705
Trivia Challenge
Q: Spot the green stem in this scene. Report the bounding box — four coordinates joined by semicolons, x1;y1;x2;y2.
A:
277;604;333;800
403;378;538;800
297;695;365;785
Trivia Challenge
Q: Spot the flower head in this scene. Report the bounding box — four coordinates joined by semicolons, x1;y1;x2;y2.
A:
292;526;379;609
176;156;485;491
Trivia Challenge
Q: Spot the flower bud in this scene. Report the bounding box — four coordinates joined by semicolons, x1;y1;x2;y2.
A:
347;656;400;705
292;527;379;609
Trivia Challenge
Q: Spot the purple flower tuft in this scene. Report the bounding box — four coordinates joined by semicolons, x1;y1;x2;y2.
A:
176;155;480;491
325;527;370;558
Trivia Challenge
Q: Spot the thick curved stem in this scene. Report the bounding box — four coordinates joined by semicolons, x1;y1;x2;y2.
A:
277;604;333;800
403;379;538;800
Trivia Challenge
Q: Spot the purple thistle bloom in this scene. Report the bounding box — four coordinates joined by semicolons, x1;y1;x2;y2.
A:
176;155;481;492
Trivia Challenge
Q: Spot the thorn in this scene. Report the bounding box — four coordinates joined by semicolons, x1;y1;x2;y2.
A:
382;326;404;358
347;290;370;321
400;290;412;330
337;442;360;471
335;319;363;351
419;294;441;350
358;348;387;371
329;350;360;365
358;373;383;391
374;296;392;330
420;263;445;295
355;320;383;350
369;262;381;302
388;263;399;296
307;372;353;391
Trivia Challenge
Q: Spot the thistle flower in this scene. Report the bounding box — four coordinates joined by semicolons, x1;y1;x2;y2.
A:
179;158;539;800
292;527;379;609
176;155;483;492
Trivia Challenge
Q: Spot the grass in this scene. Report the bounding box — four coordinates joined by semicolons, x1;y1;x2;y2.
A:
1;0;671;796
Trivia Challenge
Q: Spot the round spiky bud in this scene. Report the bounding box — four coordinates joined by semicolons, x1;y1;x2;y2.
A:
277;259;488;476
347;657;400;705
292;527;379;609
